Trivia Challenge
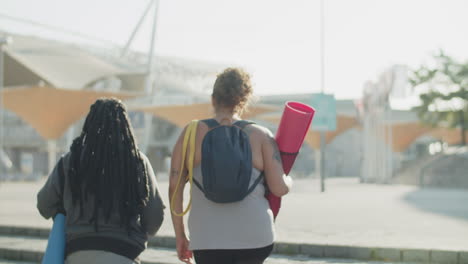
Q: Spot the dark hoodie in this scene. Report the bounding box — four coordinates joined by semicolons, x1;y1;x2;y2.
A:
37;152;165;261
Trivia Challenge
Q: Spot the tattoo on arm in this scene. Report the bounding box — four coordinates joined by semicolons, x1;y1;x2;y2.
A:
268;136;282;163
170;168;179;178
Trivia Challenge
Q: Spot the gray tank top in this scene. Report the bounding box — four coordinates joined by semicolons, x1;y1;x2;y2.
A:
188;166;275;250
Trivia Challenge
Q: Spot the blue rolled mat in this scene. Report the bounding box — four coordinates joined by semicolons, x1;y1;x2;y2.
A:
42;213;66;264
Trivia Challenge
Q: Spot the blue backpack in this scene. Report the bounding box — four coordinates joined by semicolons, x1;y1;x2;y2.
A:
193;119;264;203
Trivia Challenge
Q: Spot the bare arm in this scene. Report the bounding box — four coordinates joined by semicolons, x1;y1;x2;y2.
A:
169;126;188;238
262;129;293;197
169;126;193;263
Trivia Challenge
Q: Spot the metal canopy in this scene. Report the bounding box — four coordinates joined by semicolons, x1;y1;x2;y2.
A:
2;85;138;139
133;103;277;127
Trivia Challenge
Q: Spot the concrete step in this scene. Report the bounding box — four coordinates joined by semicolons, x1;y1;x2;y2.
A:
0;260;35;264
0;235;177;264
0;235;409;264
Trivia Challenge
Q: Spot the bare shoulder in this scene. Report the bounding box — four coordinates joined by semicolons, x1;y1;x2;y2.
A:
196;120;211;131
177;120;205;139
244;123;272;139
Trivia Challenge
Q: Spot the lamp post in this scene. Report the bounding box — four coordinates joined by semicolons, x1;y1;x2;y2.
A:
319;0;326;192
142;0;160;153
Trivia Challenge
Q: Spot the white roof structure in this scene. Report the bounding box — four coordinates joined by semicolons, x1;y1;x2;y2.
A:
4;34;131;89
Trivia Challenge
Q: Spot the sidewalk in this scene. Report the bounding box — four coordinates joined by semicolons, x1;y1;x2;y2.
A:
0;234;416;264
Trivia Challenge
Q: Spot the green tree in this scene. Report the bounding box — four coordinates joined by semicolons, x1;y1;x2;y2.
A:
409;51;468;145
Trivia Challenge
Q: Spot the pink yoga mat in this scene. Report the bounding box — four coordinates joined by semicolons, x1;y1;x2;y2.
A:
276;102;315;174
267;101;315;218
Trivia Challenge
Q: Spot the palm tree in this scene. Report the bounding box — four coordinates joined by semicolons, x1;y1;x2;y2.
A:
410;51;468;145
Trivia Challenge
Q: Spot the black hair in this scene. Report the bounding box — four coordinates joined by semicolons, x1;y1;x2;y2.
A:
68;98;149;232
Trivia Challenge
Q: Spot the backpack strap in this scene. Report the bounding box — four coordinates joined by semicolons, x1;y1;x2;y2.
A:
193;177;204;192
244;171;264;197
201;119;220;129
202;119;255;130
233;120;255;130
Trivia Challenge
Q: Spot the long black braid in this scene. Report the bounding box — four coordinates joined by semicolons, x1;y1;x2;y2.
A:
68;98;149;232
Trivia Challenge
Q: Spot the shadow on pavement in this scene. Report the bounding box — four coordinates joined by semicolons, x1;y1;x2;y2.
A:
403;187;468;221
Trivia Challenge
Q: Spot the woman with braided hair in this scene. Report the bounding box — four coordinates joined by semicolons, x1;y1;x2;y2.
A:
37;98;165;264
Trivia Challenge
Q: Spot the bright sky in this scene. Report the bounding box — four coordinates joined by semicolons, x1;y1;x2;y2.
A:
1;0;468;99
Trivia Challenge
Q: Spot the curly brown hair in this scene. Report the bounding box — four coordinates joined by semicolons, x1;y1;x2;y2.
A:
212;68;253;114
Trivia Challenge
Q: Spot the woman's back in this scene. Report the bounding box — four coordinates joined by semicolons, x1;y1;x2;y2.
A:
187;119;275;250
169;68;292;264
190;119;266;171
60;151;163;247
37;98;165;263
186;118;289;198
189;166;274;250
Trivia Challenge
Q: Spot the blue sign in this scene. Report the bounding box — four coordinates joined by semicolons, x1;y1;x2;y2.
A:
311;93;336;131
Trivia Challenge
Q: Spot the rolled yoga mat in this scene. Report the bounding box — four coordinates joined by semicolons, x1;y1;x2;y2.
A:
267;102;315;218
42;213;66;264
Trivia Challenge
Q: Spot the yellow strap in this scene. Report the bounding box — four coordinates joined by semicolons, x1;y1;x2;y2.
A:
170;120;198;216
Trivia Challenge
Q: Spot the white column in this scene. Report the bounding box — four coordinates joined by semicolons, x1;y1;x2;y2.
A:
0;38;9;154
361;115;369;182
388;107;393;180
47;140;57;173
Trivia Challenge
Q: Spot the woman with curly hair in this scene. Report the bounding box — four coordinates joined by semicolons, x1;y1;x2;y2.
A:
169;68;293;264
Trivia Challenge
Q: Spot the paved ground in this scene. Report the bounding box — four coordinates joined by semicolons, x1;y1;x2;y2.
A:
1;177;468;251
0;261;406;264
0;235;409;264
